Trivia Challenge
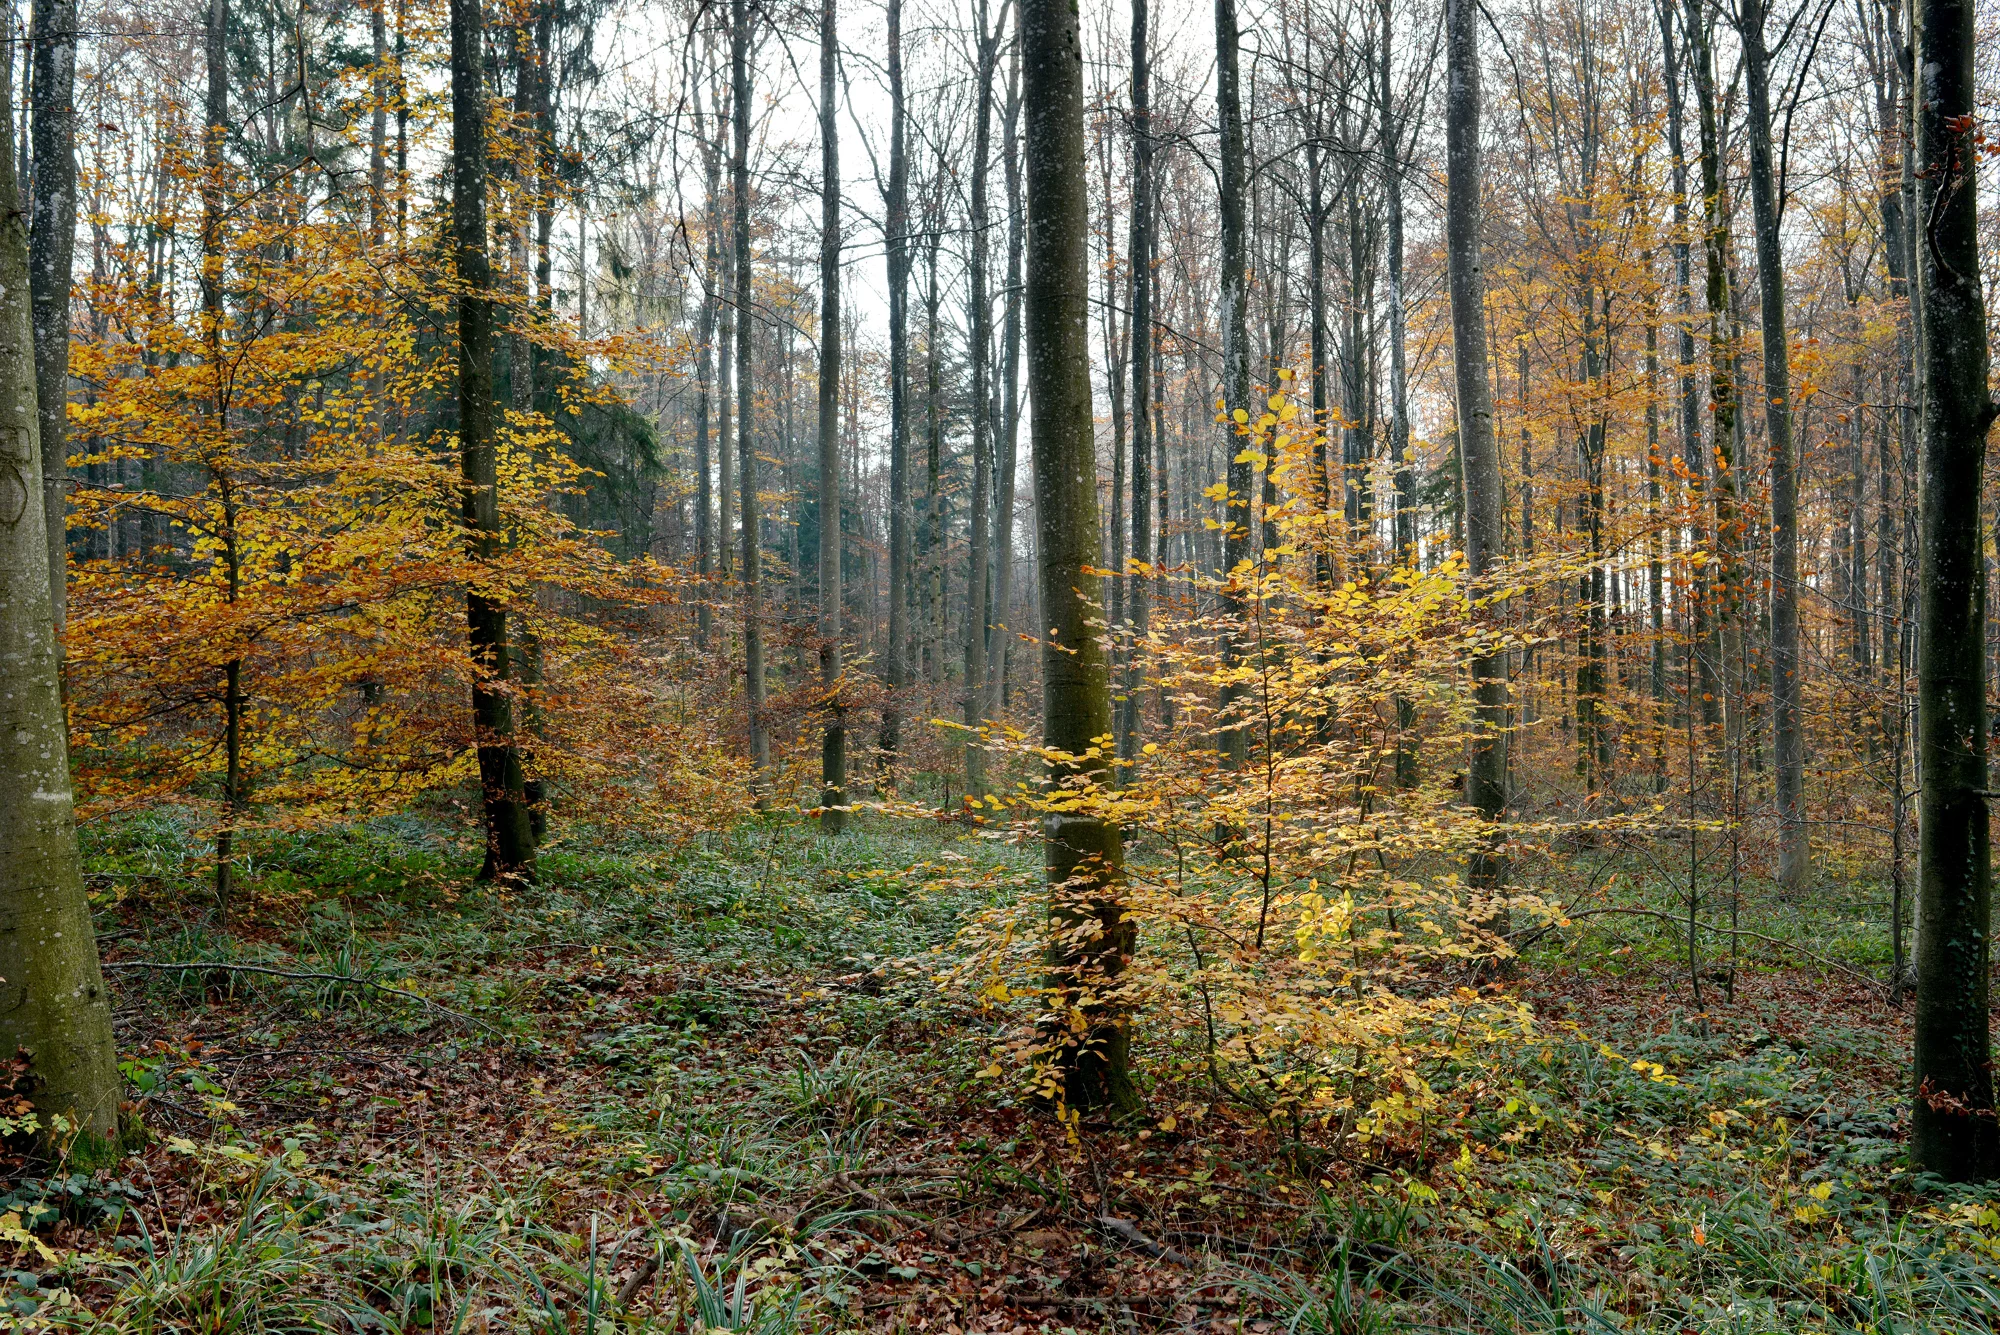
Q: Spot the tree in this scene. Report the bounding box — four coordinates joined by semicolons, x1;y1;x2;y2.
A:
1022;0;1136;1115
818;0;845;834
1214;0;1251;770
733;0;770;787
1118;0;1152;767
452;0;537;882
0;23;123;1154
29;0;79;649
1443;0;1507;907
880;0;910;779
1739;0;1806;895
1910;0;1998;1182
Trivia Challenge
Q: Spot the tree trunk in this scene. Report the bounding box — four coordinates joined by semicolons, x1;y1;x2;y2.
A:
881;0;909;777
452;0;535;882
1910;0;1998;1181
1687;0;1739;739
1445;0;1507;907
0;26;121;1155
1214;0;1251;770
695;63;720;650
1023;0;1136;1115
202;0;247;915
29;0;76;646
963;2;1000;800
1740;0;1807;895
985;38;1024;727
818;0;845;833
732;0;768;787
1118;0;1152;766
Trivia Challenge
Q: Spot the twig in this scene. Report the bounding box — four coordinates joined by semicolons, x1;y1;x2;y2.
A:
1095;1215;1196;1266
103;960;506;1035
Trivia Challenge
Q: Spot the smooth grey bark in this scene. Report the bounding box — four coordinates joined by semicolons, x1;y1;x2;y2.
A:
369;0;388;240
1739;0;1807;895
1444;0;1507;903
963;0;1002;800
985;38;1024;727
1660;0;1721;730
1022;0;1135;1115
29;0;77;643
452;0;535;882
0;26;121;1154
880;0;909;774
695;68;719;649
732;0;769;786
1380;0;1411;566
818;0;845;833
1117;0;1152;766
1214;0;1251;769
1910;0;1998;1182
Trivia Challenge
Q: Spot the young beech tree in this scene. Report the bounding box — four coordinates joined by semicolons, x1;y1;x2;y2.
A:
1911;0;1998;1182
1022;0;1137;1114
0;30;122;1152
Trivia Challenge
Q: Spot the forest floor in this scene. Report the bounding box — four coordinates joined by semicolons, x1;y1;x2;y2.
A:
7;802;2000;1332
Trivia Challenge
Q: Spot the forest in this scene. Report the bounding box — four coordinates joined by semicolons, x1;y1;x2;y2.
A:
0;0;1997;1328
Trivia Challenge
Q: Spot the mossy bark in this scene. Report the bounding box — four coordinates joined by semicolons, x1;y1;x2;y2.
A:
0;30;122;1152
1022;0;1138;1117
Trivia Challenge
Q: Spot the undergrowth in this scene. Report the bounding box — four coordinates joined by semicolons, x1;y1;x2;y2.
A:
2;807;1994;1333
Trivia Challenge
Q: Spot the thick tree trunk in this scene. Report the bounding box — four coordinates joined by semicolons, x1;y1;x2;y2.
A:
732;0;768;787
0;27;121;1155
29;0;76;644
881;0;909;777
1910;0;1998;1182
1022;0;1136;1115
1214;0;1251;770
1740;0;1807;895
452;0;535;882
1445;0;1508;907
818;0;845;833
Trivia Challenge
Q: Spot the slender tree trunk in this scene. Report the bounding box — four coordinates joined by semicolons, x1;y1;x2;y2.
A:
985;39;1024;726
452;0;535;882
695;72;719;649
1661;2;1720;730
29;0;76;647
881;0;909;777
0;26;121;1155
202;0;248;915
963;3;999;800
1688;0;1739;738
1214;0;1251;769
369;0;388;242
1910;0;1998;1181
732;0;768;787
1740;0;1807;895
1023;0;1136;1115
1445;0;1508;910
1119;0;1152;766
818;0;845;833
